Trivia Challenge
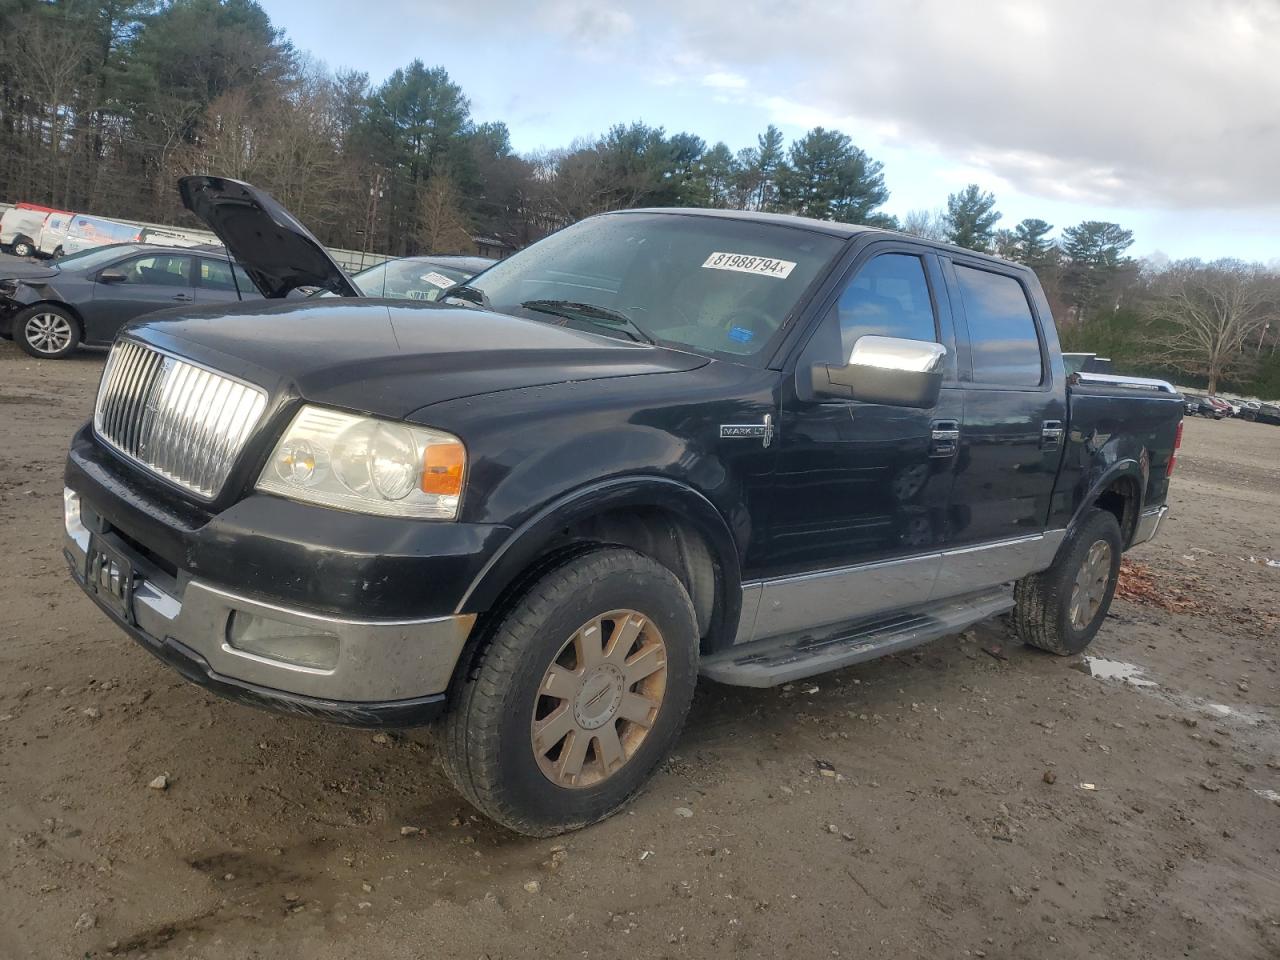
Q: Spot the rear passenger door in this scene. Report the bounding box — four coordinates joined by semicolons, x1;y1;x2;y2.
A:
939;256;1067;594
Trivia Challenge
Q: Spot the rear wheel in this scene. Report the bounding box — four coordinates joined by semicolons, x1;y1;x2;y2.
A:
11;238;34;258
441;547;699;836
1013;509;1122;656
16;304;80;359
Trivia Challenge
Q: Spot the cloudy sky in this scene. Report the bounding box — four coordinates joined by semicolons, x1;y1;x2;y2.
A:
261;0;1278;261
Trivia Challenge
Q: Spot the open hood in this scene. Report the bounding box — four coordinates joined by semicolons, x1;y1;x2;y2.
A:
178;176;360;299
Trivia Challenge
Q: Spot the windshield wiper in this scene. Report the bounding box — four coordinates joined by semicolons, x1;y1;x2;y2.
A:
444;283;490;308
520;299;655;344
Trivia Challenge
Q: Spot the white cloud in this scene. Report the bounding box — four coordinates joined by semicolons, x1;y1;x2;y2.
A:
702;71;747;90
479;0;1280;211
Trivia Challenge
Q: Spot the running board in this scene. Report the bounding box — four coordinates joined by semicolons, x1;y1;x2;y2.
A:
701;588;1014;688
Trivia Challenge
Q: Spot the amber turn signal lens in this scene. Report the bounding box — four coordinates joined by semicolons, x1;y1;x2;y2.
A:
421;441;465;496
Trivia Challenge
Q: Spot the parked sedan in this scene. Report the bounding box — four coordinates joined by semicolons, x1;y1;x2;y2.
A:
0;243;260;359
346;255;495;301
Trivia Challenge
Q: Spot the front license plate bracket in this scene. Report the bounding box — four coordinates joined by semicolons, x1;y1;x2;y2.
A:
87;536;137;624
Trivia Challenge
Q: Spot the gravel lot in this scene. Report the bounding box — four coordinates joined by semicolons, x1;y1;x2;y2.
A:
1;340;1277;960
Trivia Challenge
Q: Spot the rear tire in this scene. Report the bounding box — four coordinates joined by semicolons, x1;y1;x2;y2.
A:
1013;509;1122;656
11;238;34;258
16;304;80;359
441;547;699;836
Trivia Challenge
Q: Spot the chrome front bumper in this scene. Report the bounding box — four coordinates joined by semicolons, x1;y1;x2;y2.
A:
1130;505;1168;547
63;488;473;709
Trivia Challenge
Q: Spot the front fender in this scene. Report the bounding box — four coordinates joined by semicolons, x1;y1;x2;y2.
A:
456;475;742;642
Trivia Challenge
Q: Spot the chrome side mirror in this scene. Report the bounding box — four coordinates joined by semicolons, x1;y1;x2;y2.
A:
810;335;946;408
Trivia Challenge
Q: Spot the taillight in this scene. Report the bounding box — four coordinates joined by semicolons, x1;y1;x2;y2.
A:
1167;420;1184;476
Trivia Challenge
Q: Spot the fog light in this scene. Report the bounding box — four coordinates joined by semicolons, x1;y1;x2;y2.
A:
226;611;340;670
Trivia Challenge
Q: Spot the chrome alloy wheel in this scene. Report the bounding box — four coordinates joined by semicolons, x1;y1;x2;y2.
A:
531;609;668;789
24;312;73;355
1069;539;1112;630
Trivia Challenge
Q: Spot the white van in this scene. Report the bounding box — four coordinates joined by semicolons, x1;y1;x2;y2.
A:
138;226;222;248
1;205;65;257
59;215;144;256
36;211;76;257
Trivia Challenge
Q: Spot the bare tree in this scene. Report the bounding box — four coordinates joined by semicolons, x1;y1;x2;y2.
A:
900;207;947;241
1149;259;1280;393
416;170;473;254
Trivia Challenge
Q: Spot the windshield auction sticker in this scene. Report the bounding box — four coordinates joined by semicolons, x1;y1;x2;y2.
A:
701;252;797;279
420;271;456;288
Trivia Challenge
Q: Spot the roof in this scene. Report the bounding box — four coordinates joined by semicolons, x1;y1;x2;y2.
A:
619;206;873;238
610;207;1027;270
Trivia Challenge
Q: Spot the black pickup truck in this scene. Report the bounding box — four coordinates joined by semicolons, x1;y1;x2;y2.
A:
63;177;1183;836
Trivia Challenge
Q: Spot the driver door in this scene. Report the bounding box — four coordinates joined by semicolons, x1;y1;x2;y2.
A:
85;253;194;341
753;244;963;639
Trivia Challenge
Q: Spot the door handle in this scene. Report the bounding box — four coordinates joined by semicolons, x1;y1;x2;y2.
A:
1041;420;1064;450
930;420;960;458
171;293;193;302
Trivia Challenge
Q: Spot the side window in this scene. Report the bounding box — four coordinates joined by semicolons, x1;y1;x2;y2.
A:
198;257;246;292
953;265;1043;387
802;253;938;365
115;254;191;287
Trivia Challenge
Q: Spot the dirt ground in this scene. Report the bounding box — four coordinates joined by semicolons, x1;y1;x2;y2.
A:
1;340;1277;960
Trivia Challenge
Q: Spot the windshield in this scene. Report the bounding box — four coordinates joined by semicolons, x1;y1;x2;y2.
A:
52;244;143;270
352;258;474;300
457;212;843;360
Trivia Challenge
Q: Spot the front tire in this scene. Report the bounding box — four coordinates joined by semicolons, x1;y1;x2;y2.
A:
16;304;80;359
1013;509;1123;656
441;547;699;836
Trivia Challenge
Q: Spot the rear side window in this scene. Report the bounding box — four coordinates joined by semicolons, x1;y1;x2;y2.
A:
199;257;254;293
954;265;1043;387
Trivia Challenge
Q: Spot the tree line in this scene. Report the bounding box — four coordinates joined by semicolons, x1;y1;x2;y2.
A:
2;0;1277;394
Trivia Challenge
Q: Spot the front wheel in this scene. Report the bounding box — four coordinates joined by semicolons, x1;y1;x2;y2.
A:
441;547;699;836
16;304;81;359
1013;509;1122;656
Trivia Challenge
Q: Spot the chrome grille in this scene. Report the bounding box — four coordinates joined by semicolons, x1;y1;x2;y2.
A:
94;340;268;498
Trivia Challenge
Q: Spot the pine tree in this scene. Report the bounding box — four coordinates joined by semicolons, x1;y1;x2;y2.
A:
944;184;1001;251
1013;218;1055;266
776;127;889;224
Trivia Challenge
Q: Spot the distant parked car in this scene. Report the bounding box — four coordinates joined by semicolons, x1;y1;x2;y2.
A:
1251;403;1280;426
1;203;70;258
1202;396;1233;418
1210;396;1240;416
0;243;260;359
1181;394;1218;418
345;254;496;301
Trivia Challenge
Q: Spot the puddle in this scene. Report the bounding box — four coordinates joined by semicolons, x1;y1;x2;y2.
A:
1081;657;1158;687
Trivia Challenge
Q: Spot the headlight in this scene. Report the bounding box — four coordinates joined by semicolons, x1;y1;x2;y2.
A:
257;405;466;519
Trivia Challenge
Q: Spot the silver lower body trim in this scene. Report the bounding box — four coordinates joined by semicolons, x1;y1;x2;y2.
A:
741;530;1066;644
1130;505;1168;547
63;489;473;702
